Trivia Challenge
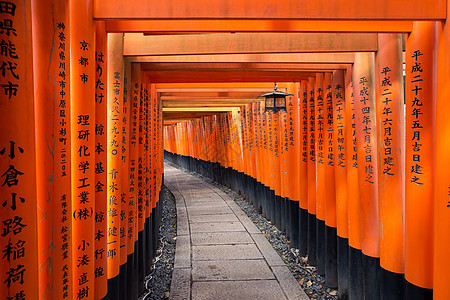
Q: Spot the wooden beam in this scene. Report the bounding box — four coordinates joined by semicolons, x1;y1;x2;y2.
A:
140;62;348;71
160;92;276;99
143;70;312;83
163;102;257;108
163;107;234;112
129;53;356;63
163;111;224;119
94;0;446;20
163;99;258;107
124;33;378;56
156;82;288;89
105;19;414;33
163;98;258;102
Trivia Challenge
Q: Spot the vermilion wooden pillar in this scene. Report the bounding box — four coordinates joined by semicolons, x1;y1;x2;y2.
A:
0;1;38;299
299;80;309;257
94;20;108;300
241;106;248;185
249;104;257;207
405;21;436;298
128;61;140;300
252;102;262;212
332;69;349;298
279;99;288;234
246;104;255;206
217;114;222;168
134;63;145;296
307;76;317;265
286;82;300;248
154;83;161;256
266;107;274;221
353;52;380;300
324;72;338;288
143;82;150;276
152;84;160;212
236;108;244;187
345;65;362;300
70;0;96;299
261;101;270;218
273;103;282;228
32;0;72;298
157;87;163;211
149;82;155;263
107;32;124;299
315;73;326;276
120;56;131;299
228;112;234;175
377;33;405;298
253;102;260;185
228;112;235;178
221;115;227;172
434;6;450;299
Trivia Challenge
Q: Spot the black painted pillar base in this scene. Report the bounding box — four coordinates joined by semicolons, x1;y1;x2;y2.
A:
137;230;145;296
280;196;286;234
337;236;349;300
119;263;128;300
299;208;308;257
405;279;433;300
153;207;159;258
133;240;139;298
362;254;381;300
264;187;270;220
145;217;152;274
256;182;262;213
349;246;363;300
284;197;291;239
381;268;404;300
127;251;137;300
107;274;120;300
316;219;326;276
307;213;317;266
325;225;338;289
270;190;276;224
262;185;270;219
275;195;282;231
289;201;300;249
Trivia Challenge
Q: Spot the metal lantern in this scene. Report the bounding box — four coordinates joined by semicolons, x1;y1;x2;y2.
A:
258;83;293;113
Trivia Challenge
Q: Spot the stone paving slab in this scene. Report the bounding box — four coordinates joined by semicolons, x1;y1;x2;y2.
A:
185;204;230;211
251;233;286;267
165;163;308;300
187;206;234;216
190;221;245;233
192;244;263;261
191;231;253;245
192;259;275;281
173;235;191;268
169;268;191;300
272;266;310;300
192;280;287;300
189;213;239;223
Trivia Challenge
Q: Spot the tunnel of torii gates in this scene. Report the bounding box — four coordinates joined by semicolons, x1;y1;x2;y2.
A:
1;0;450;300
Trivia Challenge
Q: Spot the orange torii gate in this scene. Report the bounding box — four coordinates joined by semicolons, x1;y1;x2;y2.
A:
2;0;450;299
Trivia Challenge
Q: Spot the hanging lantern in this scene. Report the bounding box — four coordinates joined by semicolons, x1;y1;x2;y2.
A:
258;83;292;113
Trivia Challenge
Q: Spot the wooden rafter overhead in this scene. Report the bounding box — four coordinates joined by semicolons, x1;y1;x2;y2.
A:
129;53;356;64
105;19;414;33
94;0;445;20
124;33;378;56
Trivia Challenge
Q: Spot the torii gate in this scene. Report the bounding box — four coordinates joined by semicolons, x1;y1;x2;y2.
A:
0;0;449;300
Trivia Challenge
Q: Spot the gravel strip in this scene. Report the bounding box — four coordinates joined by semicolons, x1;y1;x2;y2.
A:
183;169;339;300
141;185;177;300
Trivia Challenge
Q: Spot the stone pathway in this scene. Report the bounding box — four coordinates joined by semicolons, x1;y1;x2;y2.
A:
165;163;309;300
